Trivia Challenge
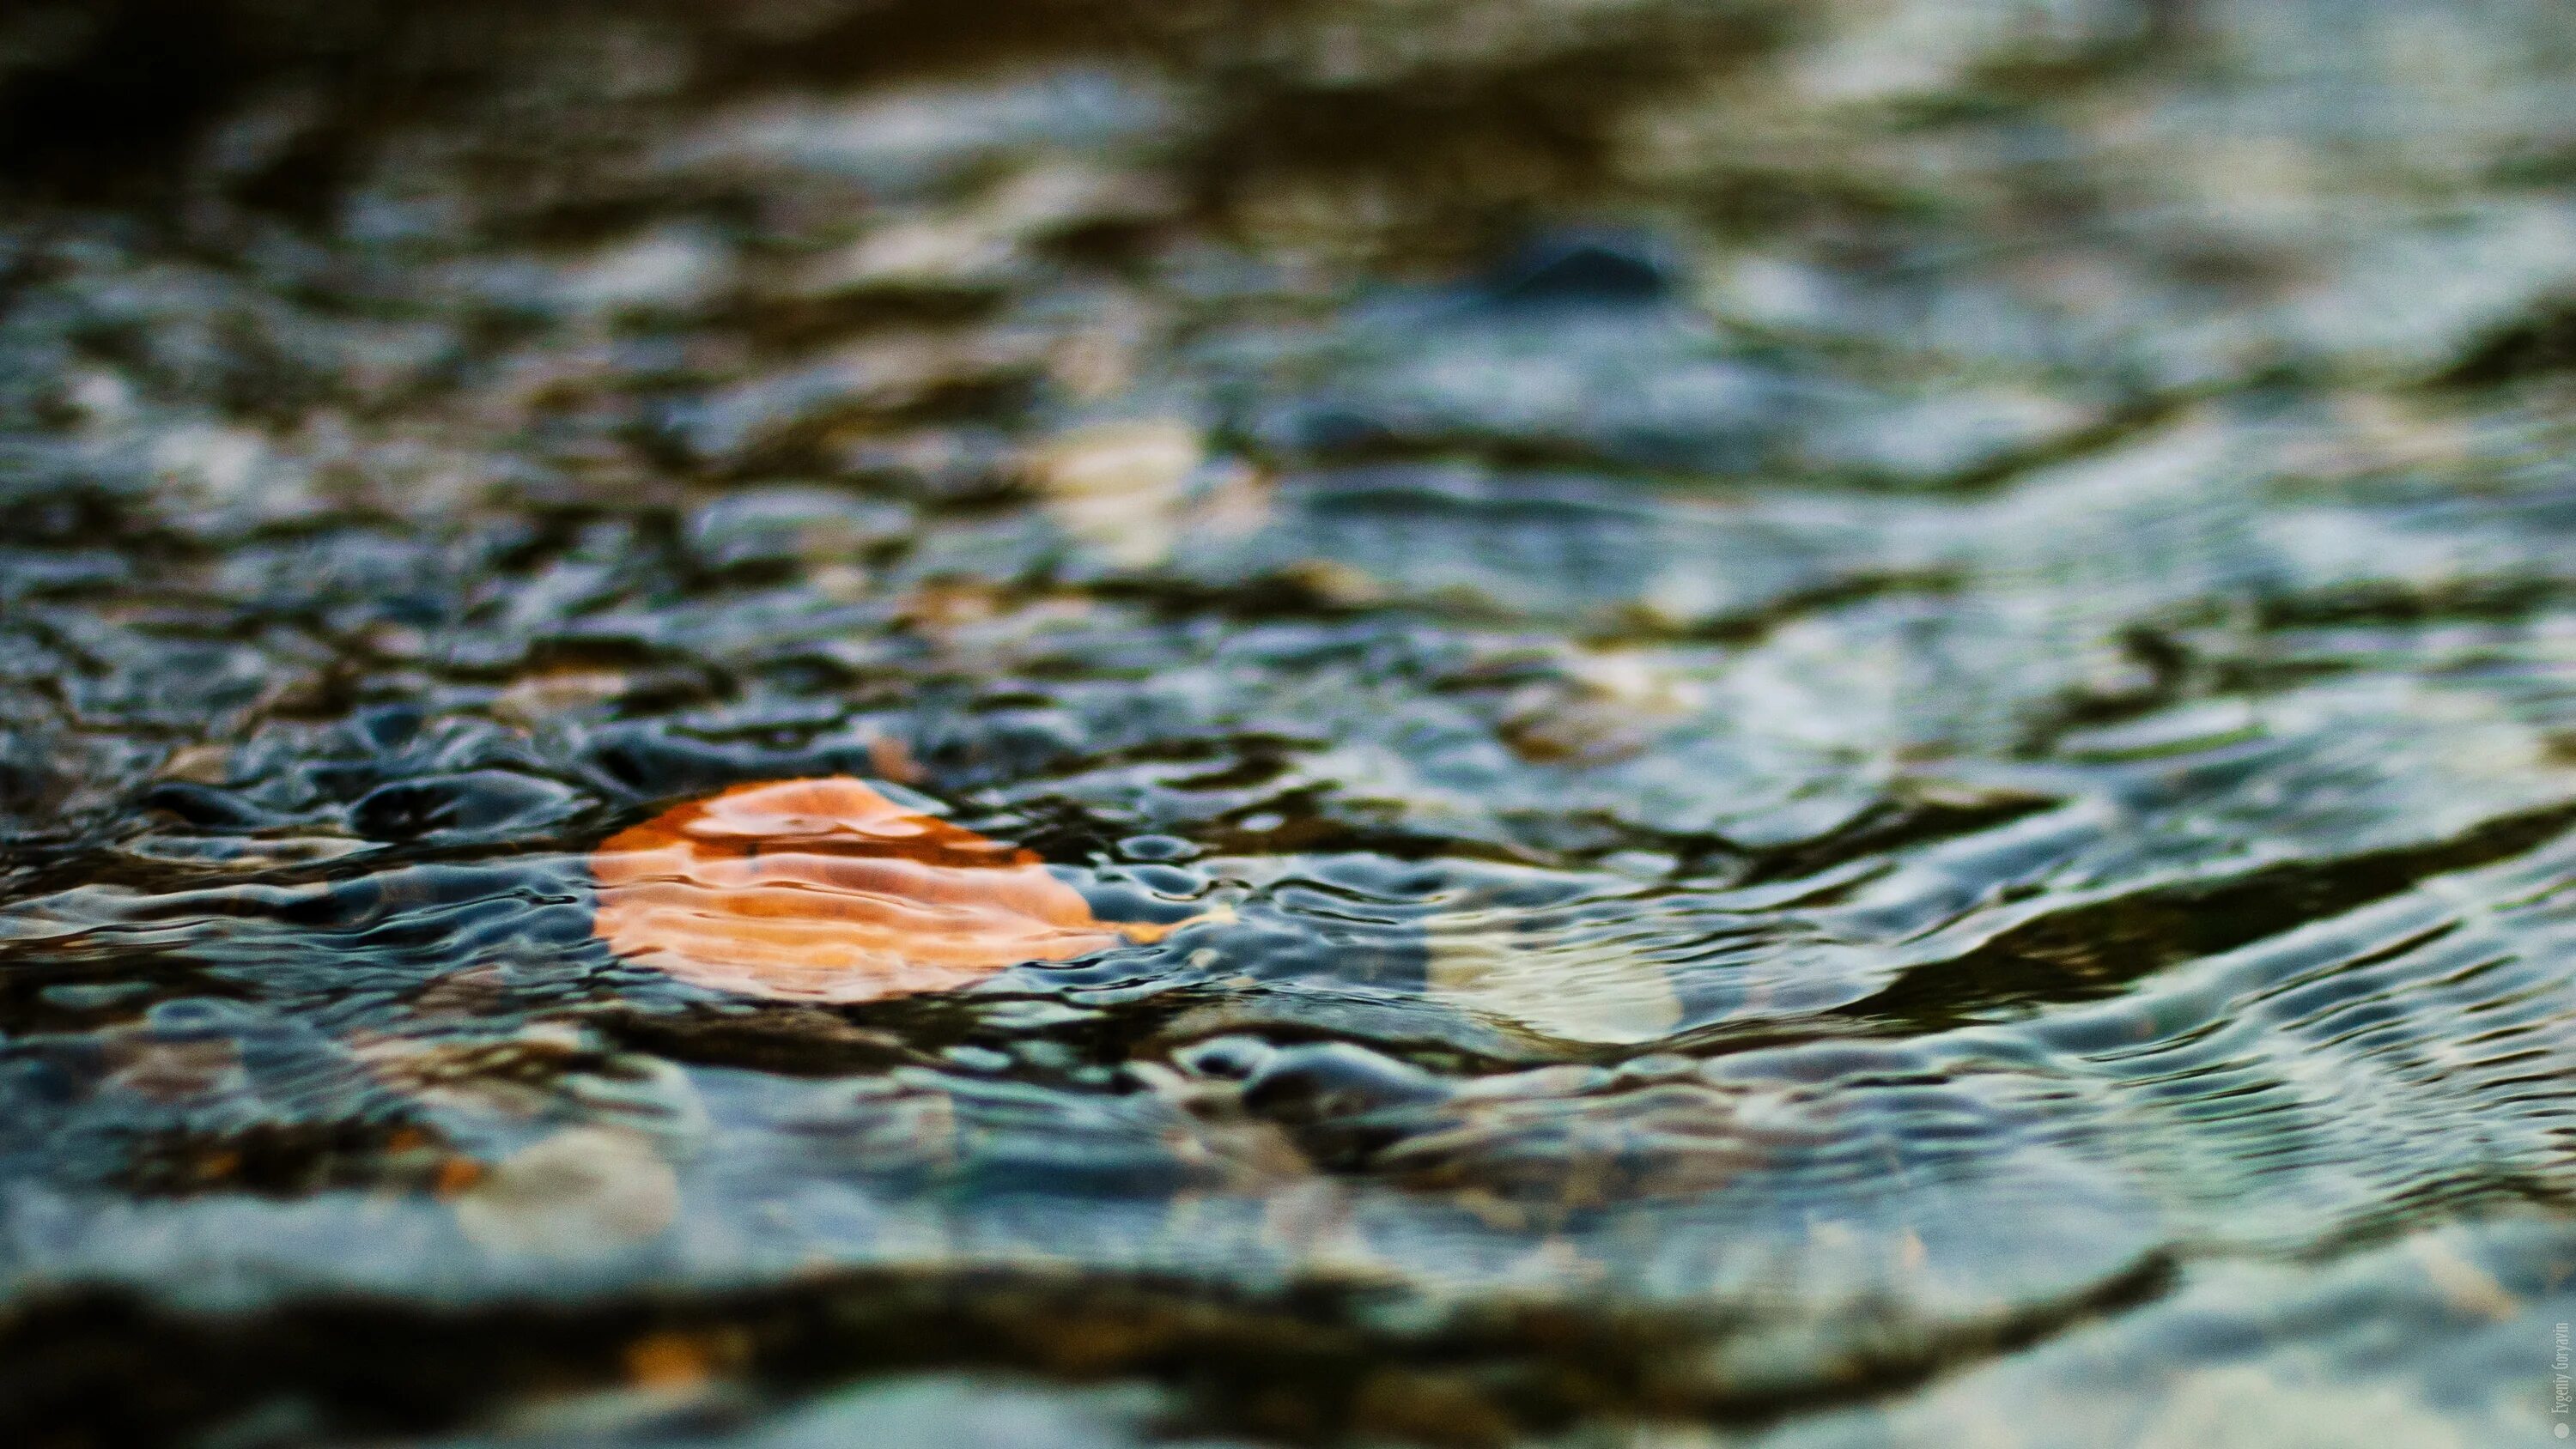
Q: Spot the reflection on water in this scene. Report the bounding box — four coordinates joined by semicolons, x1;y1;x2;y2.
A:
2;0;2574;1443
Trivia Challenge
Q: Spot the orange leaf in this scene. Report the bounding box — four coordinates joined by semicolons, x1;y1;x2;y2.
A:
592;777;1183;1003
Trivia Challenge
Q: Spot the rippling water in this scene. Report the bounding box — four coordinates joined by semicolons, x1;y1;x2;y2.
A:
3;1;2574;1444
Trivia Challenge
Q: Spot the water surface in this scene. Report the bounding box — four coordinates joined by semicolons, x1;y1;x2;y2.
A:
3;1;2573;1443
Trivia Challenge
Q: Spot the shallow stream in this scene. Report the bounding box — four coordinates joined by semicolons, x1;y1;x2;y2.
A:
3;2;2573;1444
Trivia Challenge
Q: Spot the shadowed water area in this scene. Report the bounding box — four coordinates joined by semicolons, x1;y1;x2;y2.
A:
3;1;2574;1444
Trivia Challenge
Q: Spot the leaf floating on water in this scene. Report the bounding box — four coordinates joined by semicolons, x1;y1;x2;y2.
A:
591;776;1190;1003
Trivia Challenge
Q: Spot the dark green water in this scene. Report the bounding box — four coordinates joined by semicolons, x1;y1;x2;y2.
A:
3;1;2573;1444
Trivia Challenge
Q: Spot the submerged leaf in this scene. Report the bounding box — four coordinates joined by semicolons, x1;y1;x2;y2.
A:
1024;417;1205;566
592;776;1184;1003
452;1127;680;1258
1425;931;1685;1046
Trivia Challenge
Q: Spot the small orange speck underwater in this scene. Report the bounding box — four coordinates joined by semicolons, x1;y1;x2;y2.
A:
591;777;1193;1003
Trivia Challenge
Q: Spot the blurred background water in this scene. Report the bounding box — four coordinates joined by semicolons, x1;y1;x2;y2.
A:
2;1;2573;1444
